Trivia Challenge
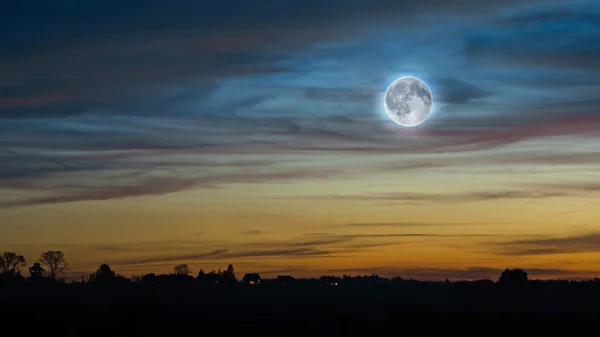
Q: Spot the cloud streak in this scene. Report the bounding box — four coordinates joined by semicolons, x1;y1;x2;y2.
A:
465;4;600;72
101;231;487;267
308;189;570;204
495;232;600;256
338;222;497;228
3;109;600;207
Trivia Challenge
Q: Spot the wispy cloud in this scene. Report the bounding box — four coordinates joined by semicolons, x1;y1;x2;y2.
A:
3;110;600;207
95;231;481;267
494;232;600;255
116;248;338;267
465;4;600;73
307;189;569;204
117;249;231;266
242;230;264;235
0;168;341;208
432;78;491;104
337;222;489;228
0;176;200;208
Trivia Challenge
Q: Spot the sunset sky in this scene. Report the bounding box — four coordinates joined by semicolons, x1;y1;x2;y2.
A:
2;0;600;281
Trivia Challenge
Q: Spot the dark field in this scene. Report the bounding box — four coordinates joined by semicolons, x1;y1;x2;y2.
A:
3;278;600;336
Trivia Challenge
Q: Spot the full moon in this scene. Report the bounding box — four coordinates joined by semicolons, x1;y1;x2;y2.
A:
384;76;433;127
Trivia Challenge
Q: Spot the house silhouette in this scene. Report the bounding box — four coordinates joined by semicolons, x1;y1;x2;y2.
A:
242;273;261;286
276;275;295;286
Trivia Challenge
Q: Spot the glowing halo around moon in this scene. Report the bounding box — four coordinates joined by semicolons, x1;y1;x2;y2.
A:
383;76;433;127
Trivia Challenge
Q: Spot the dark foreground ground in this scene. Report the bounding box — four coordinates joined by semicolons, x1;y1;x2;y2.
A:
2;281;600;336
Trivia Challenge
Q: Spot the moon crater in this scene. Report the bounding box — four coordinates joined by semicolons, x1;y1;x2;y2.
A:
384;76;433;127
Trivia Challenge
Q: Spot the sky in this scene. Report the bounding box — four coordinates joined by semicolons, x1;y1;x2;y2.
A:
1;0;600;281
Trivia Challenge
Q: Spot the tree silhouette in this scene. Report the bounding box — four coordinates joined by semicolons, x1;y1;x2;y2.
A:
205;269;223;284
38;251;69;281
0;251;26;276
498;268;529;288
141;273;156;284
28;262;46;281
89;264;116;282
173;264;191;276
223;264;236;283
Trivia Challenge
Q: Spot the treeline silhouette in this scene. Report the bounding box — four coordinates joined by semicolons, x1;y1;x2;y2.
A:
2;250;600;336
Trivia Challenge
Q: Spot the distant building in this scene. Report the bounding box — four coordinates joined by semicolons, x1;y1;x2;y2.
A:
242;273;261;286
320;276;340;287
276;275;295;286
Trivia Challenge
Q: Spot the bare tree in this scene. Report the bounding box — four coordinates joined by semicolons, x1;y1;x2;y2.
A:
173;263;191;276
0;251;26;275
38;251;69;281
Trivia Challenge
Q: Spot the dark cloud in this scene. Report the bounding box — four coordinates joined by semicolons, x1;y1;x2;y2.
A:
495;232;600;255
231;235;378;251
224;248;331;259
1;0;550;54
255;268;310;276
360;150;600;176
302;233;496;245
117;249;230;266
242;230;264;235
0;168;342;208
344;233;495;239
432;78;490;104
305;86;375;103
343;233;437;238
280;112;600;155
464;4;600;72
286;238;355;246
312;190;569;204
542;182;600;194
117;248;335;266
340;242;403;250
91;231;464;267
491;152;600;167
340;222;483;228
0;176;199;208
